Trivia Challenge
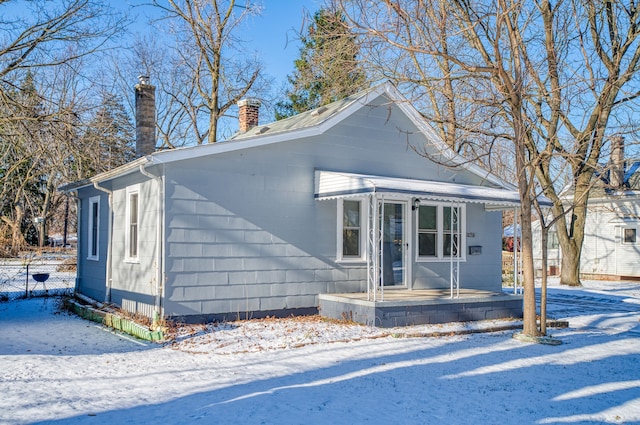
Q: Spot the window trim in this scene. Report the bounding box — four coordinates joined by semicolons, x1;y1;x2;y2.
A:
623;227;637;244
125;185;140;263
416;202;466;262
337;198;367;263
87;196;100;261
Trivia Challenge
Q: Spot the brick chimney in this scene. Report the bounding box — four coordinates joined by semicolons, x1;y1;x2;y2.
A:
237;98;261;132
610;136;625;188
135;75;156;157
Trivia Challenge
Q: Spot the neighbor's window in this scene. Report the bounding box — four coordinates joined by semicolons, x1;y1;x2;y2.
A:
417;203;465;260
87;196;100;260
125;187;140;261
623;228;636;244
338;199;365;260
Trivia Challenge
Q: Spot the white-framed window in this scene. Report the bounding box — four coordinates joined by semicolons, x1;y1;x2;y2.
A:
417;203;466;260
337;199;366;261
87;196;100;261
125;185;140;262
623;227;636;244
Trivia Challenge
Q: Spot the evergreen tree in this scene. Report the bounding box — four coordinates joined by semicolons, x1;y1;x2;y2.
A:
80;92;135;176
275;9;367;119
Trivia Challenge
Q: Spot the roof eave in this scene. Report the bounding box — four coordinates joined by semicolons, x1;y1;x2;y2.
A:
58;156;151;193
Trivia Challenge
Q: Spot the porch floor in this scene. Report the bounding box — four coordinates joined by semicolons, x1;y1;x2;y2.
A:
319;289;523;328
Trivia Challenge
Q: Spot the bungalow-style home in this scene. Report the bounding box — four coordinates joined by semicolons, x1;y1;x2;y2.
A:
60;79;527;327
533;138;640;279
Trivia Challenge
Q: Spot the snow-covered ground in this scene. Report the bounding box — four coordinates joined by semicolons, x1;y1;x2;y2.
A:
0;256;75;300
1;278;639;425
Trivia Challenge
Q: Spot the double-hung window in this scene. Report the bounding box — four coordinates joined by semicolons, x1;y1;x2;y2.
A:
338;199;365;261
87;196;100;260
125;186;140;262
417;203;465;260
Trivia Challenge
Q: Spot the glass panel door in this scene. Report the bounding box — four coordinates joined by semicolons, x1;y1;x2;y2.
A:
382;202;406;286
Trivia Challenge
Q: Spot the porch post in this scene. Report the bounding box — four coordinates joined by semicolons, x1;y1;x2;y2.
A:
378;196;385;301
367;194;375;301
367;194;383;302
449;201;460;299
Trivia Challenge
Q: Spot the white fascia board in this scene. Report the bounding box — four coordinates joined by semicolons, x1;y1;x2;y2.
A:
58;156;150;192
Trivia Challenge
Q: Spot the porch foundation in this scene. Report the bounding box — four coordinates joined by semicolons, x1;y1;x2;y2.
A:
319;289;523;327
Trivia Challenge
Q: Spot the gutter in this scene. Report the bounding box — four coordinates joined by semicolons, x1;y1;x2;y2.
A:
92;181;114;303
139;159;165;324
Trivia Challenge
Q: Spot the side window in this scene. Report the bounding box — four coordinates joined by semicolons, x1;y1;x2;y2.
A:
343;200;360;256
126;186;140;261
623;228;636;244
87;196;100;260
338;199;365;261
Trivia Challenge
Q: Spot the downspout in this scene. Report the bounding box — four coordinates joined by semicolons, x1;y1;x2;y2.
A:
66;191;81;294
92;181;113;303
139;160;164;324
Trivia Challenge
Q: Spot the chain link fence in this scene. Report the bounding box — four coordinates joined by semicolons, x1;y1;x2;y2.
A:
0;253;76;301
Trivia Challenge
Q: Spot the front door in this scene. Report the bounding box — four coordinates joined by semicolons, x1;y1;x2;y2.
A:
382;202;406;287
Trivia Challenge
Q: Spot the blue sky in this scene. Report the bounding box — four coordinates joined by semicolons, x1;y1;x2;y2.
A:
129;0;321;91
126;0;322;133
243;1;321;89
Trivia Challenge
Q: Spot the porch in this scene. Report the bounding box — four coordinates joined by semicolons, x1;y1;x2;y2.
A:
319;289;523;328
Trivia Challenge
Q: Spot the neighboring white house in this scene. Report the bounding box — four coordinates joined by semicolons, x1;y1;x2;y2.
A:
533;145;640;279
60;81;529;325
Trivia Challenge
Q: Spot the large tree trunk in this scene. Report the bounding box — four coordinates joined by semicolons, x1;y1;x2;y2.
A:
519;199;539;337
557;181;588;286
559;241;582;286
513;111;538;337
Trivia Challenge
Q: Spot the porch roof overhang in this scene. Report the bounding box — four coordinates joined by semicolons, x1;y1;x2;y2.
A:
314;170;552;208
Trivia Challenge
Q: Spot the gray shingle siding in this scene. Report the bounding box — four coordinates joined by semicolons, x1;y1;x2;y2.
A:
72;89;507;322
161;103;502;320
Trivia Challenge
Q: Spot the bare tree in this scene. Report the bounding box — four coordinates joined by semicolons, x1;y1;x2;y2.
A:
0;0;128;252
531;0;640;287
337;0;541;336
338;0;640;335
151;0;270;144
335;0;515;174
110;32;198;150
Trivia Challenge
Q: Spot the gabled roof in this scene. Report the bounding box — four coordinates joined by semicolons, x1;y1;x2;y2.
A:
59;81;515;193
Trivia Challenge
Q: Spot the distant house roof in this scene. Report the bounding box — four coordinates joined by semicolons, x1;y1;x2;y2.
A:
59;81;516;194
559;159;640;204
